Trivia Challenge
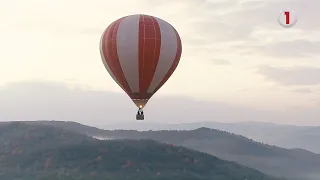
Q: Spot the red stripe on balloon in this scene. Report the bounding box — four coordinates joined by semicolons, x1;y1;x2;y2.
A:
101;17;132;95
138;15;161;97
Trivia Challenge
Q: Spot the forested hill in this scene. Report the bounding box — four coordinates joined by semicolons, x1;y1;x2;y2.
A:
0;122;282;180
15;120;320;180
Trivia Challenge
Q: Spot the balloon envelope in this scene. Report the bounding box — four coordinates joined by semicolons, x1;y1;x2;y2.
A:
100;14;182;108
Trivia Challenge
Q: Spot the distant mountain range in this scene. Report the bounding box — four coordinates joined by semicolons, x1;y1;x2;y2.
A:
6;120;319;180
100;121;320;153
0;122;281;180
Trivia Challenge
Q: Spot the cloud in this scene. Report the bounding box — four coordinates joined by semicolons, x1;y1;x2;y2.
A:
206;0;320;57
187;21;254;42
163;0;320;65
291;88;314;94
212;59;231;65
257;65;320;86
222;0;320;31
236;88;248;91
256;40;320;58
0;81;319;126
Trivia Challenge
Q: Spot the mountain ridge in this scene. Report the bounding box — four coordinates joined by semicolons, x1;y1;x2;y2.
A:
98;121;320;153
10;120;318;180
0;122;282;180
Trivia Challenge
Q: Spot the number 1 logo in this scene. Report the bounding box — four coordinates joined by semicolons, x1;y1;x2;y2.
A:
278;9;297;28
284;11;290;24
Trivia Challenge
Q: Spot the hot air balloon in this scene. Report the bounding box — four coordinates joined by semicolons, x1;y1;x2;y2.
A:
100;14;182;120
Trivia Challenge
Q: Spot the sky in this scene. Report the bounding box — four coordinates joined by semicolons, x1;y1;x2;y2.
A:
0;0;319;126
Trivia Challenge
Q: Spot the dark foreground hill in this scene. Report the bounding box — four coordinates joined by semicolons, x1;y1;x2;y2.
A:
19;120;320;180
0;122;281;180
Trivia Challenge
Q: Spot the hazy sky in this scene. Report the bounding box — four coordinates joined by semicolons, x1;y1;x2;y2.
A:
0;0;319;125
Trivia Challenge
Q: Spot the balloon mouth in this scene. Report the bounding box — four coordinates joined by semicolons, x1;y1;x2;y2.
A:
132;99;149;109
